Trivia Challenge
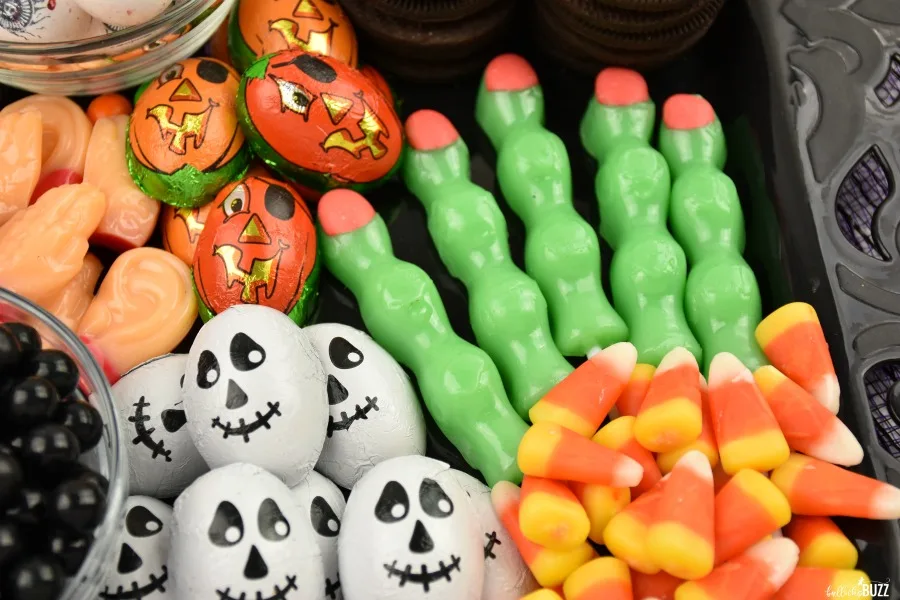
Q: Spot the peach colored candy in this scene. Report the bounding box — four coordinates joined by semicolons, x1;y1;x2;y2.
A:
40;253;103;332
0;184;106;304
0;110;42;226
83;116;160;252
0;95;93;179
78;248;197;378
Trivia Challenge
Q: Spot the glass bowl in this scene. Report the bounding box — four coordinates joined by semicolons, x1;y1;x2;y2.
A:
0;0;235;96
0;288;128;600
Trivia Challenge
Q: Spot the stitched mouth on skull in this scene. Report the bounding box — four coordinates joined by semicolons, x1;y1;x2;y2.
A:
326;396;379;437
383;555;461;593
325;574;340;600
210;401;282;443
483;531;500;560
99;566;169;600
128;397;172;463
216;575;298;600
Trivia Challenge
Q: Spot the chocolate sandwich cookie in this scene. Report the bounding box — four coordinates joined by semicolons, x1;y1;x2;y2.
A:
566;0;696;13
554;0;721;36
360;0;508;21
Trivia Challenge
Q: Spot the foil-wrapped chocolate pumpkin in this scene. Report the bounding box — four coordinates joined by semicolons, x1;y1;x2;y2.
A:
192;175;319;325
161;203;212;266
228;0;357;74
127;58;251;208
237;50;403;193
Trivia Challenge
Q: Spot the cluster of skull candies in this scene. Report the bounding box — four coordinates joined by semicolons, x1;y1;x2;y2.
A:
107;304;538;600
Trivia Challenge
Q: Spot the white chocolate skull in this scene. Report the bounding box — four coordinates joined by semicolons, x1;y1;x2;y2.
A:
72;0;169;27
451;470;538;599
304;323;426;489
0;0;94;43
170;463;324;600
100;496;173;600
113;354;208;498
291;471;346;600
183;305;328;486
338;456;484;600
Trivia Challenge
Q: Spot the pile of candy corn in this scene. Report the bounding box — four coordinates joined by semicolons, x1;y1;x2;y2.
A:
491;302;900;599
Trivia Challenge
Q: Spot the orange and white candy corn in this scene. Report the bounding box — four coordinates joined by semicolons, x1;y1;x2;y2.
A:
492;481;596;588
675;538;799;600
521;590;564;600
784;516;858;569
632;570;683;600
615;363;656;418
657;375;719;474
518;422;644;487
753;365;862;466
570;482;630;545
605;476;669;574
714;469;791;564
594;416;662;497
756;302;840;413
520;476;591;550
770;453;900;519
772;568;871;599
634;347;702;453
647;451;715;580
530;342;637;437
707;353;790;474
563;557;633;600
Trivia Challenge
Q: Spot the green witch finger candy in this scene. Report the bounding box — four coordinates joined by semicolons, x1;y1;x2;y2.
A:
402;109;573;419
659;95;767;373
475;54;627;357
316;188;528;486
580;68;701;367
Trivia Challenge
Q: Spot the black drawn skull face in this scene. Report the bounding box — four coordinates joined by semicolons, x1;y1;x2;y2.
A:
338;456;484;600
183;305;328;486
100;496;173;600
169;463;323;600
112;354;208;498
291;471;346;600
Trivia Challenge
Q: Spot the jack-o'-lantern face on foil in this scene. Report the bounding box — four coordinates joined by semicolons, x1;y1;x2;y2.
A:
239;50;403;192
192;176;319;325
130;58;244;177
230;0;357;73
161;204;212;266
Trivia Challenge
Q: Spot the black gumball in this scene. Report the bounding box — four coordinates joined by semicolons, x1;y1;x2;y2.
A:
2;378;60;430
0;520;24;567
5;488;49;528
70;465;109;495
20;425;80;477
29;351;79;398
1;555;65;600
0;452;23;509
54;401;102;452
0;327;22;373
45;528;92;576
49;478;106;533
1;324;41;362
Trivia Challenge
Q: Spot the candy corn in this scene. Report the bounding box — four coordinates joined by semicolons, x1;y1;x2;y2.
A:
563;557;633;600
714;469;792;564
616;363;656;418
632;570;683;600
520;476;591;550
530;342;637;437
520;590;564;600
647;451;715;580
634;347;703;453
675;538;800;600
593;416;662;497
657;375;719;473
570;482;630;545
605;476;669;574
492;481;596;588
518;422;644;487
707;353;790;474
770;453;900;519
753;365;863;466
756;302;840;414
784;516;858;569
712;462;731;493
773;568;871;599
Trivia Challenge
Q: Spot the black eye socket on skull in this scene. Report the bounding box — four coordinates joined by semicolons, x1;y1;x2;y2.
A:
310;496;340;538
197;350;220;389
208;501;244;547
126;505;164;538
258;498;290;542
420;479;454;518
230;332;267;371
374;481;409;523
329;337;364;370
